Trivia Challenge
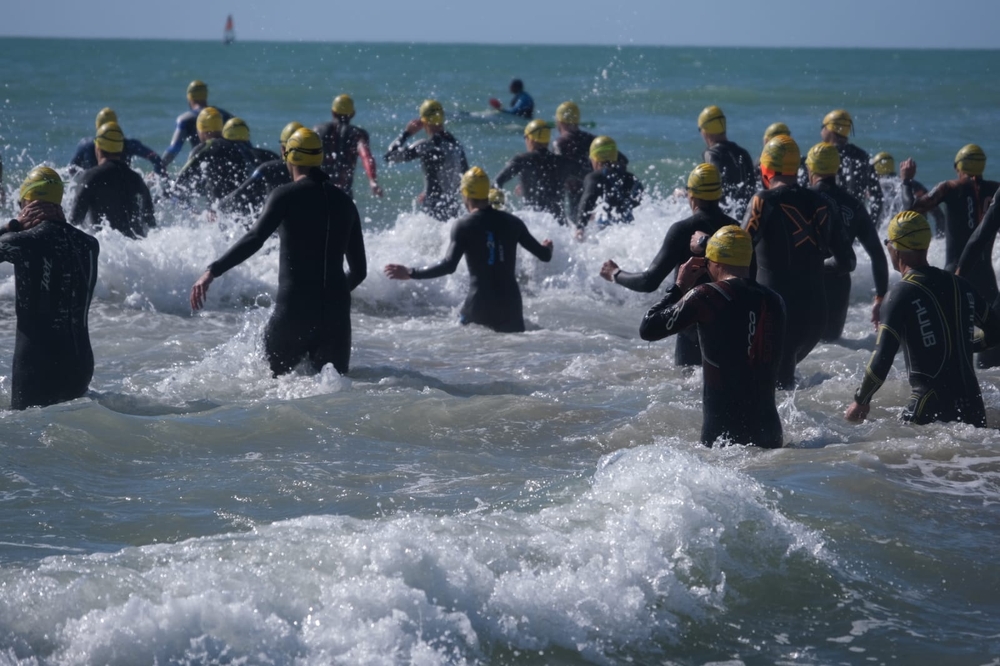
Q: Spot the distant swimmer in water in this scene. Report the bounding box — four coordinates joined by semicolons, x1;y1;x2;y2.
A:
697;105;757;220
493;119;581;224
190;128;367;377
845;211;1000;426
223;117;280;168
315;94;383;199
488;79;534;119
803;109;883;223
162;80;233;169
1;167;99;410
69;107;166;176
744;135;854;389
640;226;786;448
806;142;888;339
601;163;737;367
173;107;251;204
69;122;156;239
219;121;301;216
383;166;553;333
384;99;469;221
576;136;643;235
870;152;943;234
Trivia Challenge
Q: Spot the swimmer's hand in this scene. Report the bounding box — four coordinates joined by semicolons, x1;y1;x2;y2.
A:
190;270;214;311
899;158;917;181
371;182;384;197
542;239;553;252
844;401;869;423
599;259;620;282
690;231;709;256
404;119;424;136
675;256;707;291
871;295;883;329
384;264;412;280
488;98;502;110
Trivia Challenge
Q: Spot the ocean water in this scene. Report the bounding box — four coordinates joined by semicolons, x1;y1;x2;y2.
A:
1;38;1000;665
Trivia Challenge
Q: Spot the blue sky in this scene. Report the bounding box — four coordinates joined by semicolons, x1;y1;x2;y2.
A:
3;0;998;48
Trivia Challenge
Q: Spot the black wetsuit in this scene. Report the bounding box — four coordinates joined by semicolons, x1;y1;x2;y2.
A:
956;189;1000;368
614;206;737;366
0;218;99;410
175;138;251;203
577;164;643;228
743;184;854;388
69;160;156;239
640;278;786;448
837;143;883;223
207;168;367;376
854;266;1000;426
385;130;469;221
811;179;888;341
703;140;757;220
163;105;233;165
316;120;372;197
552;129;629;223
409;206;552;332
219;160;292;216
233;142;279;169
904;176;1000;272
70;137;166;176
493;149;581;223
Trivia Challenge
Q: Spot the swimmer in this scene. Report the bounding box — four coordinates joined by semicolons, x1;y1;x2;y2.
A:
1;167;99;410
697;106;757;219
814;109;883;222
384;99;469;221
577;136;643;233
69;122;156;239
173;107;251;204
870;152;943;233
383;166;553;333
806;142;888;337
190;128;367;377
493;119;581;224
69;107;166;176
744;135;854;389
601;163;738;366
162;80;233;169
223;117;280;167
315;94;383;198
219;121;301;216
845;212;1000;426
488;79;534;119
639;226;785;448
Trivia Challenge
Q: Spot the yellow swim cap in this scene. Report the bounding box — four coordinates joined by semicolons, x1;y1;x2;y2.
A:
488;188;506;210
760;134;801;176
19;166;64;205
806;142;840;177
763;122;790;144
460;166;490;200
823;109;853;138
555;101;580;125
196;107;223;134
332;94;355;116
419;99;445;126
871;152;895;176
95;122;125;154
887;211;931;251
686;163;722;201
223;117;250;142
589;135;618;163
955;144;986;176
698;105;726;135
95;107;118;129
706;225;753;268
285;128;323;167
279;121;304;147
524;119;551;144
187;80;208;102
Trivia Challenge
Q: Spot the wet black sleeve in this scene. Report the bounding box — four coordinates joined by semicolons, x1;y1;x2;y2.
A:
384;132;421;164
577;175;600;228
209;188;287;277
823;203;857;273
516;219;552;262
219;170;269;214
854;287;904;405
410;222;464;279
345;206;367;291
639;284;719;341
615;224;689;293
68;176;93;227
971;281;1000;351
957;193;1000;278
494;156;523;189
69;141;92;169
126;138;166;175
854;206;888;296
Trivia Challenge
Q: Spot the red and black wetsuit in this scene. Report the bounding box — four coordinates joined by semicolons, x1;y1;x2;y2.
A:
614;206;737;366
385;130;469;221
207;168;367;376
174;138;251;203
493;149;583;224
703;140;757;220
853;266;1000;426
409;206;552;333
0;218;99;410
640;278;786;448
315;119;377;198
69;160;156;239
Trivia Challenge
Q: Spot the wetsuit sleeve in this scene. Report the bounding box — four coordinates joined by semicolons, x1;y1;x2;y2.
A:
639;284;718;341
0;226;25;261
854;206;888;296
577;175;600;228
208;189;287;277
162;122;187;167
822;204;857;273
357;130;377;182
615;225;688;293
493;156;522;189
957;194;1000;277
854;288;904;405
516;219;553;262
69;140;92;169
345;204;367;291
410;222;464;279
384;132;420;164
219;170;267;214
69;178;92;227
140;180;156;229
903;179;949;214
128;139;166;176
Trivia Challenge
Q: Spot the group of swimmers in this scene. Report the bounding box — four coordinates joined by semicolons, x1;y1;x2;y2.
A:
3;78;1000;449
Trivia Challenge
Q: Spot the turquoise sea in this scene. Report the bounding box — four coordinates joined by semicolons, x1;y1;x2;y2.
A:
1;38;1000;664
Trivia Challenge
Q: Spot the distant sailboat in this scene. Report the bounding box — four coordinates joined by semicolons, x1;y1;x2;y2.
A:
223;15;235;45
